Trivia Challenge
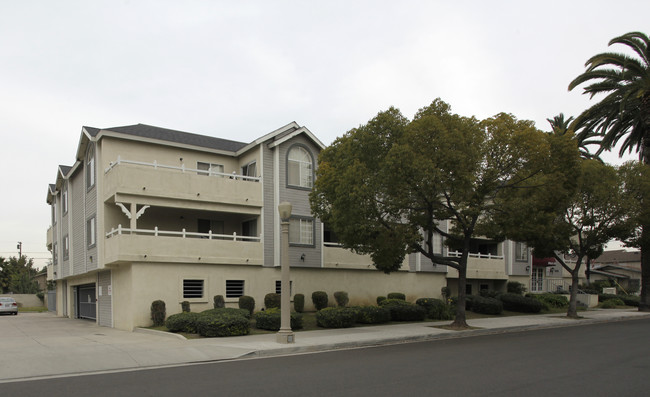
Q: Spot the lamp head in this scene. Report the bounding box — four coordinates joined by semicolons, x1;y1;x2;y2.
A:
278;202;292;221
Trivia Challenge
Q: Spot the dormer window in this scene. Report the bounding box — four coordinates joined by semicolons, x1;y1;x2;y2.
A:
287;145;313;188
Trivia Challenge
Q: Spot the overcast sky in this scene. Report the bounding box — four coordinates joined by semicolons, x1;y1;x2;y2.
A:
1;1;646;268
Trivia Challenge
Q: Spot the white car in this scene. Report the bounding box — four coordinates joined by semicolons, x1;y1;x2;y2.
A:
0;297;18;315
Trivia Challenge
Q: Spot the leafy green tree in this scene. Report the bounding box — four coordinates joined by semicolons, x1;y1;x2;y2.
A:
568;31;650;311
502;160;635;318
0;256;40;294
310;99;580;328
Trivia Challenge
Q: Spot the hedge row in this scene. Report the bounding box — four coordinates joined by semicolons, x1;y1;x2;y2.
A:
254;308;303;331
164;309;250;337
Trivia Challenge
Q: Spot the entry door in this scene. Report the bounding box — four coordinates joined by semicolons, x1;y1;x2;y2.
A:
76;284;97;320
531;268;544;292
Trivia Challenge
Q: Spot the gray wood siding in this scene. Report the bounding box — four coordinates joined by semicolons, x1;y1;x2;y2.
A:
71;171;85;275
61;188;70;277
97;271;112;327
85;164;98;271
262;144;275;266
279;136;321;268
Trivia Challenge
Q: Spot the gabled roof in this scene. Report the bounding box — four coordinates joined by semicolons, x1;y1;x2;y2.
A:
103;124;248;152
593;249;641;265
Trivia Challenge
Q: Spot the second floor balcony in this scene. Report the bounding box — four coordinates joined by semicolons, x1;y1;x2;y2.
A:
103;158;262;209
446;250;507;280
104;225;263;266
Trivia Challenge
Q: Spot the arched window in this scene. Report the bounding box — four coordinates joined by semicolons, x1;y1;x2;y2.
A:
86;144;95;189
287;146;313;188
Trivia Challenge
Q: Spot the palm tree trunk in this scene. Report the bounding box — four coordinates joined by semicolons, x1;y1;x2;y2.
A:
640;111;650;311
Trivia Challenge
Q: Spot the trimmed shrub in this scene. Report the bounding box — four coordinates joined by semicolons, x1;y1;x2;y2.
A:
294;293;305;313
480;289;501;299
181;301;190;313
165;312;201;333
195;312;250;337
380;299;426;321
316;307;358;328
254;308;303;331
355;306;391;324
471;296;503;315
265;293;281;309
238;295;255;316
450;295;475;310
312;291;329;310
202;307;251;320
333;291;349;307
529;293;569;309
416;298;454;320
600;298;625;308
213;295;225;309
150;300;166;326
377;296;387;305
499;293;542;313
507;281;527;295
387;292;406;301
619;295;640;307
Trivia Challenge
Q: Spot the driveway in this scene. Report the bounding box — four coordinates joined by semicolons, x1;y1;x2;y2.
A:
0;312;253;381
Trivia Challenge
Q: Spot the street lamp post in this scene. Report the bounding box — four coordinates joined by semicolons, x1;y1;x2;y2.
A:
276;202;295;344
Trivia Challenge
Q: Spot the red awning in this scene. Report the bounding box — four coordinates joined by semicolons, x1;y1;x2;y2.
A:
533;257;556;267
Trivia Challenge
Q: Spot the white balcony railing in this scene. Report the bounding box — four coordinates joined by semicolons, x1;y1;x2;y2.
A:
104;156;261;182
447;250;504;260
106;225;261;242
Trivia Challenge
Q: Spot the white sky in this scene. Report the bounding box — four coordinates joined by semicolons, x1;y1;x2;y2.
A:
0;1;645;268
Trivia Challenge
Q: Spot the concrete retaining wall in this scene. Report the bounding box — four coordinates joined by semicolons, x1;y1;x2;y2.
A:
0;294;44;308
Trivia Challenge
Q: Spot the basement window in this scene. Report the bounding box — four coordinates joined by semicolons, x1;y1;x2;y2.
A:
226;280;245;298
183;279;204;299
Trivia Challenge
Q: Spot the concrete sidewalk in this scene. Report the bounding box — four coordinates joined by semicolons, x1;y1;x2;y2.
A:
1;309;648;382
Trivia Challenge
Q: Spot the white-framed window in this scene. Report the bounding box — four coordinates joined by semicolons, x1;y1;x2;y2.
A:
287;146;313;188
62;183;68;215
241;161;257;178
52;201;57;225
197;162;224;177
53;242;58;265
87;216;96;248
432;232;443;254
63;235;69;260
515;242;528;261
289;217;314;246
183;279;204;299
226;280;245;298
86;145;95;189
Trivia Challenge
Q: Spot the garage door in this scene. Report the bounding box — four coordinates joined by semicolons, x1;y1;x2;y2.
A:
76;284;96;320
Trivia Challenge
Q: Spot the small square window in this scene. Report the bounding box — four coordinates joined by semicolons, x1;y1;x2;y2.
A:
183;279;204;299
275;280;292;295
226;280;245;298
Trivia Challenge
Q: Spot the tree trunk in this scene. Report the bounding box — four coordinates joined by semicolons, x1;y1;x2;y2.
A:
640;225;650;311
640;115;649;311
450;248;470;329
567;271;581;318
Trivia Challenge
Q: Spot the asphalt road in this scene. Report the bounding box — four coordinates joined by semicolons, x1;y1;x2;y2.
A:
6;318;650;397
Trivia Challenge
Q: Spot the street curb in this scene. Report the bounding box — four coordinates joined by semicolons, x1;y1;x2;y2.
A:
240;313;650;359
133;327;187;340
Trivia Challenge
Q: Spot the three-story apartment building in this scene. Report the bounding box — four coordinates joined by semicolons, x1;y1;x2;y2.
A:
47;122;532;330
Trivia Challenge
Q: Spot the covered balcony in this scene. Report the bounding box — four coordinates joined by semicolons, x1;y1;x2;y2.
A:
103;157;262;210
103;206;262;266
446;238;507;280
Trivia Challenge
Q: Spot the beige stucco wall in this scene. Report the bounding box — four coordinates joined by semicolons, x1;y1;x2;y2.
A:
0;294;43;308
110;263;447;330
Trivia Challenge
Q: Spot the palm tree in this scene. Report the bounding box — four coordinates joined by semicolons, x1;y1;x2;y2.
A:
546;113;601;160
569;31;650;311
